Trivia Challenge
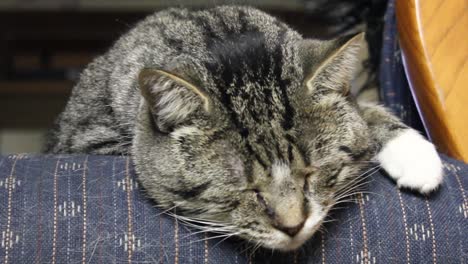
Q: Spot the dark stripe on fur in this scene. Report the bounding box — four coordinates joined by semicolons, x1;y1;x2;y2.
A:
285;134;309;165
165;181;211;199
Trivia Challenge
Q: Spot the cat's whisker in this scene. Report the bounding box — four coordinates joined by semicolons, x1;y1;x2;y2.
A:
239;242;251;254
356;164;381;178
210;232;243;249
334;189;365;202
174;214;230;224
183;230;232;238
354;190;381;196
318;226;330;235
239;232;271;256
253;242;262;255
336;178;370;196
331;200;359;208
336;178;373;196
333;189;384;207
247;241;262;259
340;164;380;187
328;205;350;211
239;239;256;256
168;219;234;233
333;168;381;202
178;221;232;231
168;215;226;226
321;218;338;224
334;181;369;200
190;232;241;244
143;204;180;219
333;197;360;204
336;169;379;193
185;226;237;235
165;213;238;236
335;165;380;196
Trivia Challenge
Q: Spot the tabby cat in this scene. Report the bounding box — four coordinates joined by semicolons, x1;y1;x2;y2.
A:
46;6;443;250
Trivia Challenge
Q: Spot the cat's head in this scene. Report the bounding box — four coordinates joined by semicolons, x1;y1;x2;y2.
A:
132;32;373;250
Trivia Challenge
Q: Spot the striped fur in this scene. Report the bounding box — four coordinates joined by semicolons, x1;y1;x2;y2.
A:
46;6;427;250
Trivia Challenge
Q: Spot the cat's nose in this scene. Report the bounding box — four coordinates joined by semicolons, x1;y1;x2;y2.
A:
274;219;305;237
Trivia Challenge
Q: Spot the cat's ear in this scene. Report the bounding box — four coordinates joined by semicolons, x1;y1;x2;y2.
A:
138;68;211;133
300;32;364;95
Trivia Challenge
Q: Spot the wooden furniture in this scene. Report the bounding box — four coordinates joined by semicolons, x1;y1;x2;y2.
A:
396;0;468;162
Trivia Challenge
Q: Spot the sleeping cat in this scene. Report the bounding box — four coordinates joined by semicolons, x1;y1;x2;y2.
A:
46;6;443;251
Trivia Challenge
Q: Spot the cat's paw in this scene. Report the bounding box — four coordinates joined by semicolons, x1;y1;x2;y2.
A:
377;129;443;194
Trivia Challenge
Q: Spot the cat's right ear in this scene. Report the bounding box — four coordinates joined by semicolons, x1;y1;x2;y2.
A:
300;32;364;95
138;68;211;133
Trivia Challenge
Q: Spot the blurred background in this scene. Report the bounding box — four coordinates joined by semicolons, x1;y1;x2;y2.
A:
0;0;387;154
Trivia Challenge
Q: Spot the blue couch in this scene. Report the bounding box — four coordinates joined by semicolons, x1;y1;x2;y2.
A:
0;154;466;263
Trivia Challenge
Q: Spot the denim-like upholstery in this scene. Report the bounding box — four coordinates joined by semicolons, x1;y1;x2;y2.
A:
0;154;466;263
379;0;426;132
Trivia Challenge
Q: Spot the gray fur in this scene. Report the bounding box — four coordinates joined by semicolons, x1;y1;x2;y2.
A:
46;6;408;250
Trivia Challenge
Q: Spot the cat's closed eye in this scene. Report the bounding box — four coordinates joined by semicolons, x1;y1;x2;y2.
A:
254;189;276;218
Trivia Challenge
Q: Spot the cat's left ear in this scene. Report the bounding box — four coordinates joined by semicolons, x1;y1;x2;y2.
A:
138;68;211;133
300;32;364;95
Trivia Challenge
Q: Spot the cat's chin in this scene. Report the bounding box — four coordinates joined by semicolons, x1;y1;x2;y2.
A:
260;200;328;251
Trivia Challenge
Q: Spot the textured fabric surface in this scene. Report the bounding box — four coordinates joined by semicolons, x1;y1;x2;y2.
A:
0;154;466;263
379;0;426;133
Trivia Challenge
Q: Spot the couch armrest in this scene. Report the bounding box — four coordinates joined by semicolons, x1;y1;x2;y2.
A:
0;154;466;263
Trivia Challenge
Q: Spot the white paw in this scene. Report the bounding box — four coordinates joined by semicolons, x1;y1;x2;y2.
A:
377;130;443;194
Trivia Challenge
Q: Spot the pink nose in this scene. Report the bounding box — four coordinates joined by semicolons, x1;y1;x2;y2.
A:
274;219;305;237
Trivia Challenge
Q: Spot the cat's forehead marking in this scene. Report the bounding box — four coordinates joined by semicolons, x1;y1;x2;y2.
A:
271;160;290;181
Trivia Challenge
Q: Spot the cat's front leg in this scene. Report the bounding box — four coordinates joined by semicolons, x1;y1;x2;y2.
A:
359;103;443;193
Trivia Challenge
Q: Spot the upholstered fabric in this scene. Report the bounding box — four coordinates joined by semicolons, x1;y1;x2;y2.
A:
0;154;466;263
379;0;426;133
